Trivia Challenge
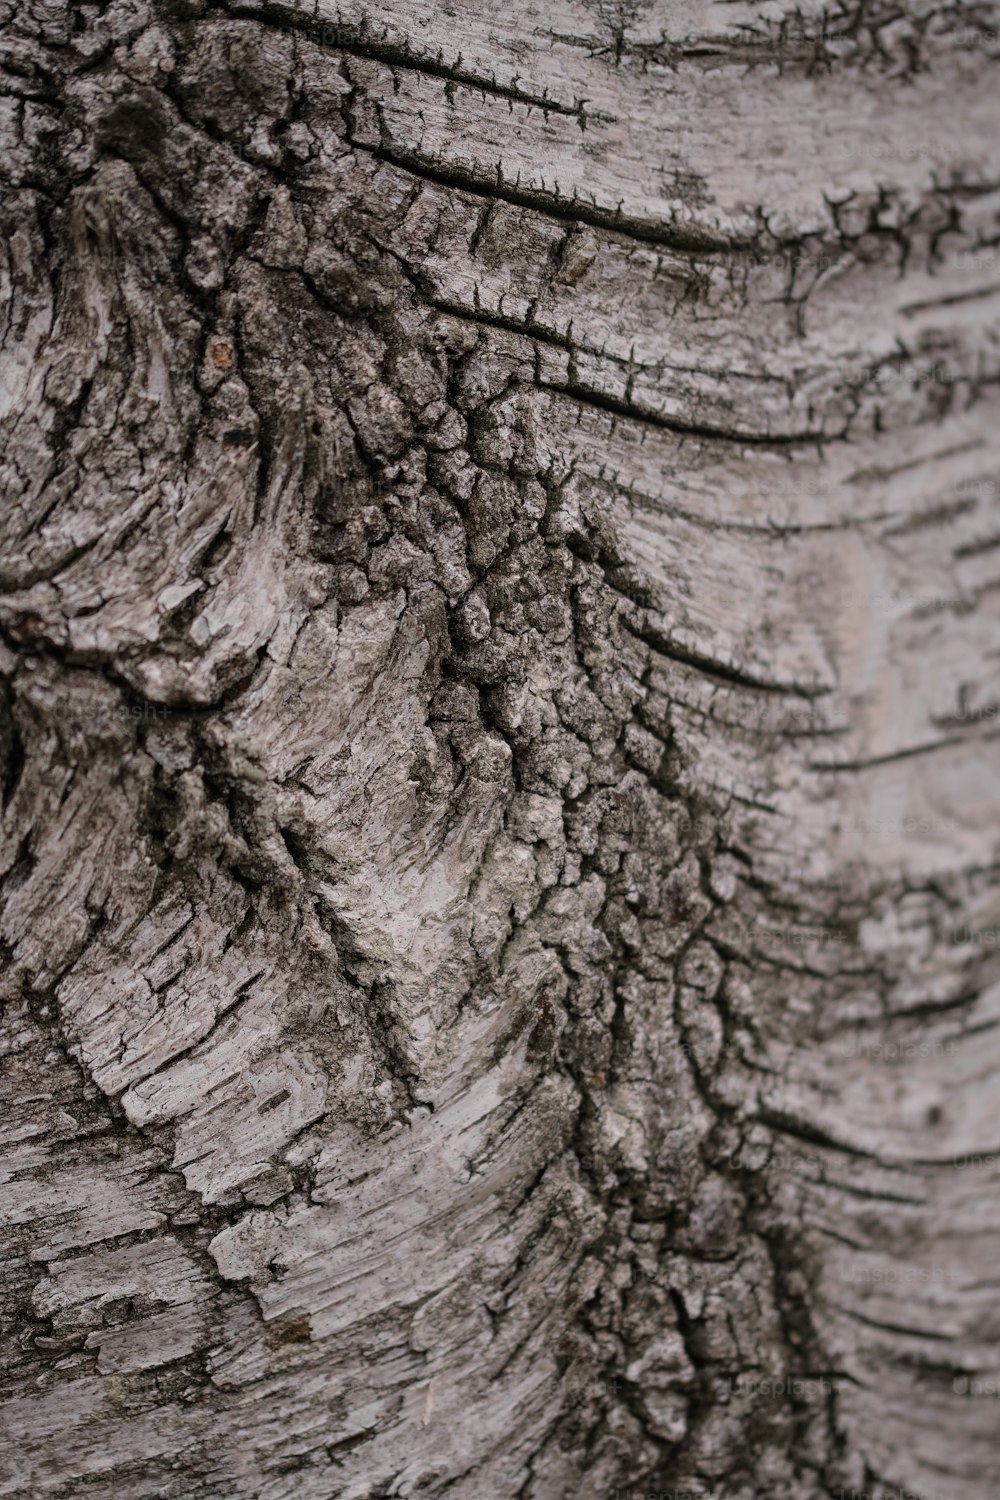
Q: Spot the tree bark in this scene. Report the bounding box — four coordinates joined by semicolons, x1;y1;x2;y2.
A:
1;1;999;1497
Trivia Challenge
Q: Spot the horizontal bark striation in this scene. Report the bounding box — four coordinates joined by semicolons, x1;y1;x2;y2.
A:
1;2;999;1498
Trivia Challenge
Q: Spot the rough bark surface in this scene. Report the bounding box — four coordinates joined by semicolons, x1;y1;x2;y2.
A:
1;1;999;1497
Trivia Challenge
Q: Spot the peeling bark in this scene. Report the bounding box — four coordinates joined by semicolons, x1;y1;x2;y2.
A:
1;2;999;1497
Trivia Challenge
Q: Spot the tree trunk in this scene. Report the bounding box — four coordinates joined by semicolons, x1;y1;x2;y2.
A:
1;2;998;1497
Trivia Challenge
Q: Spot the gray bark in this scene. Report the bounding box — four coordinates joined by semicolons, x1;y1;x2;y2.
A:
1;1;999;1497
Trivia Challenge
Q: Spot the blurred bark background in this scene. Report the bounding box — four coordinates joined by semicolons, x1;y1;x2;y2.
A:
1;1;999;1497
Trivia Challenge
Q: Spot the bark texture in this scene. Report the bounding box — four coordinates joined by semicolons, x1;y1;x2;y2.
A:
1;1;999;1497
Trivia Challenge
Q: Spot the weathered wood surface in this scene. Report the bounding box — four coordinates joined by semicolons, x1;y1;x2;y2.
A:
1;1;999;1496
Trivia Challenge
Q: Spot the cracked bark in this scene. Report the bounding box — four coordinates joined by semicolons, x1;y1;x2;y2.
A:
1;1;999;1497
